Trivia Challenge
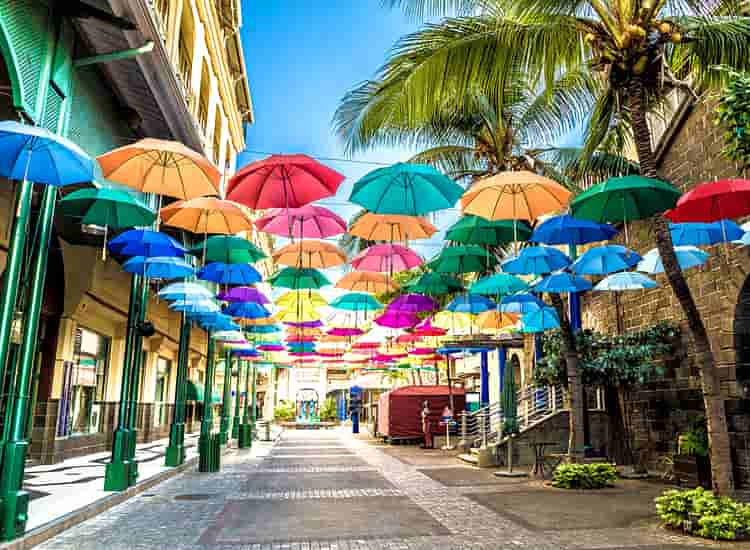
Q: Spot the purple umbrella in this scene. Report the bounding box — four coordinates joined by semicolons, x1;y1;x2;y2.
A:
327;327;364;337
389;293;438;313
375;310;418;329
217;286;270;304
284;320;324;328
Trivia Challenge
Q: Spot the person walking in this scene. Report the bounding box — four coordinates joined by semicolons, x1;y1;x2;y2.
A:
421;400;433;449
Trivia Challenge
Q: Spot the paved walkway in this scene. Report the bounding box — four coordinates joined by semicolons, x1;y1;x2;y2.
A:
35;429;750;549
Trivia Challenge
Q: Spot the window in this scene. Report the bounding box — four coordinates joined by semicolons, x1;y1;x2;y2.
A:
154;357;171;426
68;327;110;436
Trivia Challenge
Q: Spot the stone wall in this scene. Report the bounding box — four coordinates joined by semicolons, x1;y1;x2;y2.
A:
579;99;750;487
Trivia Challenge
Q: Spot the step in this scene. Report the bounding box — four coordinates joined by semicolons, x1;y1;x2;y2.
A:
458;453;479;465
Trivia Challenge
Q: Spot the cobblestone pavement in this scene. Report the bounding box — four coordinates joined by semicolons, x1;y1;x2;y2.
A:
36;429;750;549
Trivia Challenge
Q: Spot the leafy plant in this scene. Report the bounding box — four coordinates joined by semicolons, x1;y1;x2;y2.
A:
273;399;296;421
551;463;618;489
716;69;750;169
319;398;338;422
678;417;709;457
655;487;750;540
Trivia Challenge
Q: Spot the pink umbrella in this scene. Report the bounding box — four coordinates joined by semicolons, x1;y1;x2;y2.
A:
396;333;423;344
255;205;347;238
375;310;418;329
257;344;285;352
352;342;380;350
327;327;364;337
351;244;422;273
415;317;447;336
409;347;436;355
227;154;344;209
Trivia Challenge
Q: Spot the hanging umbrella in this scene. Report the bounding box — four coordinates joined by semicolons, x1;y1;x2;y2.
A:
501;246;571;275
198;262;262;285
268;267;331;290
500;293;545;315
217;286;270;304
570;245;642;276
123;256;194;279
461;171;571;221
349;213;437;241
158;282;213;301
244;317;278;326
189;235;266;264
225;302;272;320
350;163;463;215
97;138;220;199
327;327;365;336
257;343;285;352
227;154;344;209
275;291;328;309
529;214;618;245
273;240;347;268
170;299;220;314
374;310;419;329
594;272;658;291
255;205;347;239
428;244;497;274
108;230;185;258
352;244;422;273
414;317;447;336
406;272;464;295
276;307;322;323
59;187;155;229
285;320;324;328
470;273;527;296
520;307;560;333
669;220;744;246
389;293;438;314
329;293;383;312
0;121;95;186
336;271;398;294
477;309;519;331
665;178;750;223
212;330;246;342
245;324;281;334
533;272;593;294
637;246;710;274
446;295;495;314
192;313;240;331
446;216;532;246
397;333;424;344
160;197;254;235
431;311;473;333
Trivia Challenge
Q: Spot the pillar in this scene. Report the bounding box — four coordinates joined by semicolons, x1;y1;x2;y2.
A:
498;347;507;395
165;313;190;466
219;350;232;444
231;354;242;440
480;351;489;407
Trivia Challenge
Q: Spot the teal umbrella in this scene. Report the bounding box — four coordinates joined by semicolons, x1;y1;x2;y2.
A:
428;244;497;274
470;273;527;296
189;235;266;264
59;187;155;228
406;272;464;295
447;216;532;246
329;293;383;312
268;267;331;290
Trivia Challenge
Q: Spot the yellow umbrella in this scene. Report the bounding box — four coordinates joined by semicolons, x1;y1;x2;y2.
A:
349;213;437;241
160;197;254;234
476;310;519;331
276;307;321;323
273;240;347;268
432;311;474;334
275;291;328;308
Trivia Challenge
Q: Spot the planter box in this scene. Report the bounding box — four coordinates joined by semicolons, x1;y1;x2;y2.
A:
674;454;712;489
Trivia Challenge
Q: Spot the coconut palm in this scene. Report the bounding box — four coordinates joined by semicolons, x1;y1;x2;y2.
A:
383;0;750;495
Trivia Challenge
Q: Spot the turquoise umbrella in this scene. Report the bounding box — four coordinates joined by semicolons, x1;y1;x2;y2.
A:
470;273;527;296
158;282;213;301
570;245;642;276
500;293;545;315
329;293;383;312
533;272;592;294
58;187;155;229
123;256;194;279
520;307;560;333
636;246;709;274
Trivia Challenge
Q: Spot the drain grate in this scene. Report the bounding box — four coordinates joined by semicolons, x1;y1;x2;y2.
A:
173;493;215;501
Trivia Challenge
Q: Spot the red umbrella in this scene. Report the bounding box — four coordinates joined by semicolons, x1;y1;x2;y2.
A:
255;205;347;238
666;178;750;222
227;154;344;209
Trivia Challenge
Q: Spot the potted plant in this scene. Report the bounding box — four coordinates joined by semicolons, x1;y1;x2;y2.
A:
674;418;711;489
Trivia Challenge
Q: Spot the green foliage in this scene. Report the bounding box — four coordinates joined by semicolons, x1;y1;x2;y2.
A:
551;463;618;489
534;322;678;388
678;417;709;457
274;399;296;421
319;398;338;422
655;487;750;540
716;69;750;169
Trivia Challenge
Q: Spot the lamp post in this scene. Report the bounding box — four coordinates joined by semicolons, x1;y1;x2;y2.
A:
165;313;190;466
125;276;149;486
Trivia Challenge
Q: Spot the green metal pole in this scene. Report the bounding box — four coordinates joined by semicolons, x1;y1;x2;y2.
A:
251;365;257;434
124;276;148;486
231;354;242;440
198;334;218;472
165;313;190;466
219;350;232;445
241;360;250;425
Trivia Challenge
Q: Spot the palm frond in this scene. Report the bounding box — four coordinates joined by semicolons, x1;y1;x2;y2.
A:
539;146;639;188
408;144;485;179
380;0;485;18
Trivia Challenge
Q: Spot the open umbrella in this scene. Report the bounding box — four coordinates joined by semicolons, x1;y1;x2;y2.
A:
245;324;281;334
336;271;398;294
406;272;463;295
350;163;463;215
533;272;593;294
665;178;750;223
570;245;642;276
530;214;617;245
389;293;438;313
123;256;194;279
327;327;365;336
375;310;419;329
431;311;473;334
414;317;447;336
429;244;497;274
446;215;532;246
637;246;709;274
352;244;422;273
59;188;155;229
159;282;213;301
446;295;495;314
197;262;262;285
501;246;571;275
477;310;519;331
255;205;347;239
276;307;322;323
669;220;744;246
108;230;185;258
349;213;437;241
217;286;270;304
500;293;545;315
470;273;527;296
520;307;560;333
170;299;220;314
225;302;271;320
329;293;383;312
189;235;266;264
273;240;347;269
594;272;658;291
160;197;254;235
268;267;331;290
275;291;328;309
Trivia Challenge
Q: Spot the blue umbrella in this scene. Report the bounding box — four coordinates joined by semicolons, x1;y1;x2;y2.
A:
158;282;213;301
233;348;260;357
224;301;271;319
170;299;220;314
533;272;593;293
245;324;281;334
520;307;560;333
190;313;240;331
500;293;545;314
670;220;744;246
469;273;527;296
637;246;709;274
445;294;495;314
530;215;617;245
123;256;194;279
198;262;262;285
501;246;571;275
108;230;185;258
594;272;658;291
0;121;95;185
571;245;642;276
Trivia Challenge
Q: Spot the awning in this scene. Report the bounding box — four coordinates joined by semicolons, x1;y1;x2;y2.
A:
186;381;221;403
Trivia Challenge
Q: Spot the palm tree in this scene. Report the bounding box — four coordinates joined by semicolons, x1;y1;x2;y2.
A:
383;0;750;495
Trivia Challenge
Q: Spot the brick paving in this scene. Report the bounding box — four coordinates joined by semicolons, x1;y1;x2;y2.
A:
35;428;750;549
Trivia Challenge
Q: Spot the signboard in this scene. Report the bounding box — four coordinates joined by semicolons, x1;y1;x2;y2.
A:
465;391;481;412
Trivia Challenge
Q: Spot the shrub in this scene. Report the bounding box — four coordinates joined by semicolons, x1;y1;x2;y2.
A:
274;399;296;421
655;487;750;541
551;463;618;489
319;398;338;422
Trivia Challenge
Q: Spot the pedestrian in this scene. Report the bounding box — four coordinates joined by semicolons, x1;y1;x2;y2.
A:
421;400;433;449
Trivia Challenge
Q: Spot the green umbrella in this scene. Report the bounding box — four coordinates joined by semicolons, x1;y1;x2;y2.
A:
446;215;532;246
427;244;497;274
268;267;331;290
470;273;527;296
59;187;155;229
406;272;464;295
189;235;266;264
501;361;519;436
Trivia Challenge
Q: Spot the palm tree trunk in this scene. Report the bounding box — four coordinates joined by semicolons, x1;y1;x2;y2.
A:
550;293;585;462
628;76;734;494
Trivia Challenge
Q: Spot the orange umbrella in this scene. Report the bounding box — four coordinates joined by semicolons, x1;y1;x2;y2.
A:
160;197;254;234
243;317;277;326
319;333;351;343
97;138;220;199
461;171;571;221
349;213;437;241
476;310;520;331
336;271;399;294
273;240;347;268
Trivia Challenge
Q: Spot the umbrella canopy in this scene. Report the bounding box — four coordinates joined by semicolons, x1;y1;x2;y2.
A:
520;307;560;333
275;291;328;309
189;235;266;264
477;309;519;331
500;293;546;315
198;262;262;285
389;293;438;313
123;256;194;279
446;294;495;314
403;273;461;297
533;272;593;293
571;175;680;223
224;301;272;320
245;324;281;334
594;272;658;291
428;244;497;274
59;188;155;229
160;197;253;234
255;205;347;238
446;216;532;246
268;267;331;290
666;178;750;223
327;327;365;336
352;243;422;273
637;246;710;274
530;214;618;245
431;311;473;333
217;286;270;304
212;330;246;342
336;271;398;294
170;299;220;314
98;138;220;199
227;154;344;209
414;317;447;336
570;245;642;276
349;213;437;241
375;310;419;328
285;320;324;328
273;240;347;269
470;273;527;296
669;220;744;246
159;282;213;301
350;163;463;215
276;307;322;323
501;246;571;275
461;171;571;221
0;121;95;186
108;229;185;258
329;293;383;312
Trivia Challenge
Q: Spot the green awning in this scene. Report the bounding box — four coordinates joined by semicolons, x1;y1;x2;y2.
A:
186;381;221;403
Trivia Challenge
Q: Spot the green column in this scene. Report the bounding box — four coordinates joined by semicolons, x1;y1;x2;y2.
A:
251;365;257;430
198;334;219;472
124;275;148;486
231;354;242;440
165;313;190;466
0;183;57;539
242;360;250;425
219;350;232;445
